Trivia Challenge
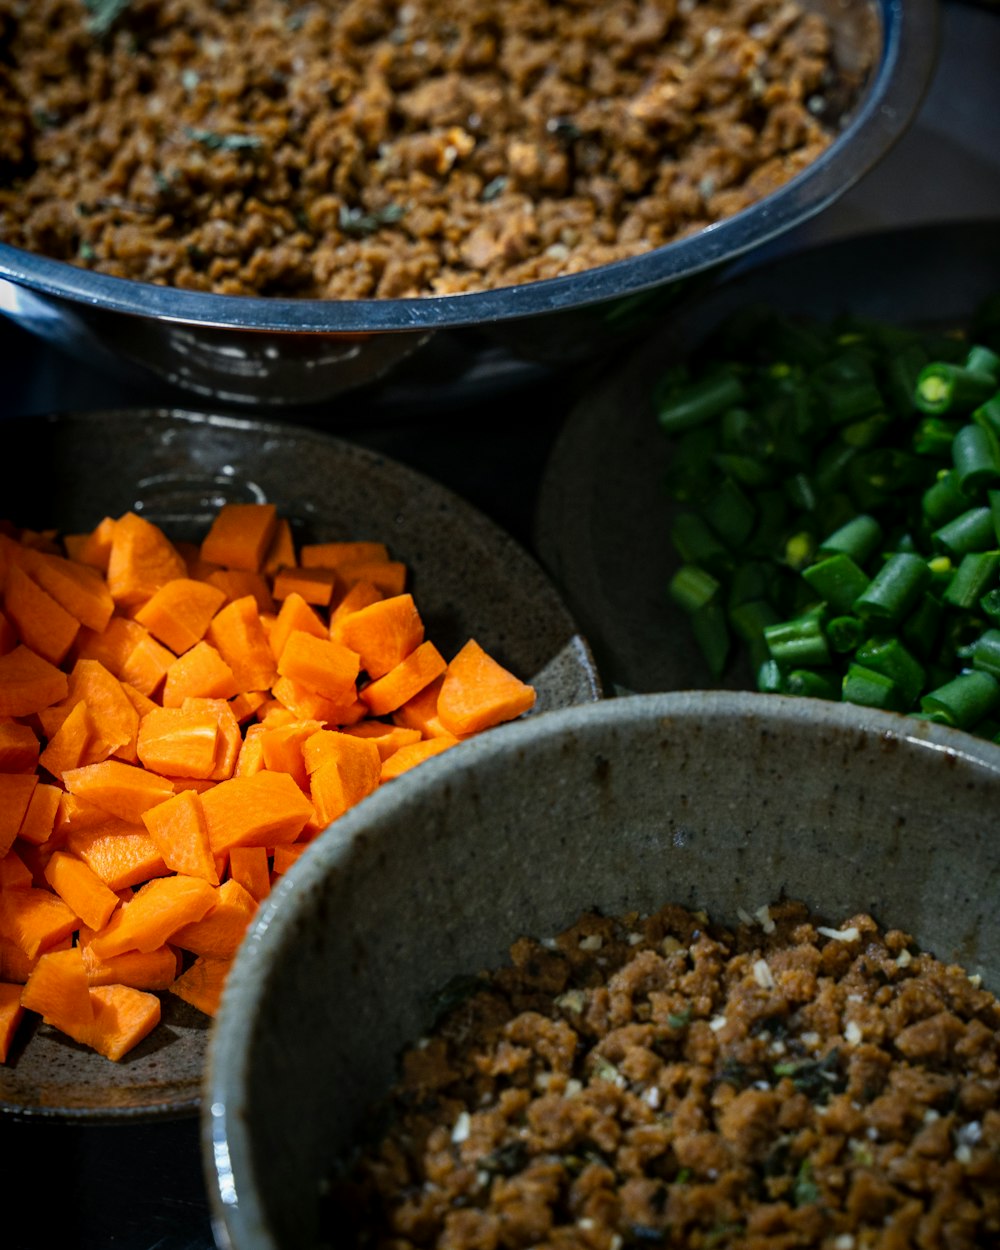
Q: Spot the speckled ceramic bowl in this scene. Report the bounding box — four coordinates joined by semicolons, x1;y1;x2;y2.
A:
203;690;1000;1250
0;408;600;1122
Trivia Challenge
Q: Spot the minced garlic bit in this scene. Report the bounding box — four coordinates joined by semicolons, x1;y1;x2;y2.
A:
579;934;603;952
834;1236;855;1250
845;1020;863;1046
755;904;777;934
709;1015;728;1032
896;949;913;967
451;1111;471;1144
556;989;587;1014
818;925;861;942
753;958;775;989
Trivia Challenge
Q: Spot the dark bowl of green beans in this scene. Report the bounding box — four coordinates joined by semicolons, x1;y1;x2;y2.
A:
537;219;1000;750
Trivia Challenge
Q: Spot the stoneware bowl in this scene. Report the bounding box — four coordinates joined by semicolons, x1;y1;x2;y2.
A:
203;690;1000;1250
0;408;600;1121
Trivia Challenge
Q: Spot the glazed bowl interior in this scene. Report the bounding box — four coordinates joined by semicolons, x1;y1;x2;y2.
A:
204;691;1000;1250
0;0;937;405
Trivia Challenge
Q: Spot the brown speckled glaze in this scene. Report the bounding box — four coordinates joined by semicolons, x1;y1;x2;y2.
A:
0;408;600;1122
205;691;1000;1250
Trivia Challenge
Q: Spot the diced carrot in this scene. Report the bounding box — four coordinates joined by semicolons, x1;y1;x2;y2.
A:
0;933;70;983
23;550;115;633
0;981;24;1061
380;736;457;781
141;789;219;884
206;595;278;693
275;629;361;702
171;877;257;959
207;568;276;616
0;719;40;772
262;516;296;577
268;591;328;663
270;566;338;607
337;559;407;597
66;821;170;891
168;954;231;1018
200;771;315;854
228;689;268;725
228;846;271;903
87;983;162;1060
0;773;38;857
328;579;384;629
67;516;116;571
41;657;140;765
259;719;322;791
343;721;423;760
303;729;382;826
55;791;115;833
42;850;120;931
0;887;79;959
79;943;180;990
200;502;278;573
75;617;175;698
436;639;537;735
38;699;95;779
137;704;220;779
0;644;69;717
3;564;80;666
20;946;94;1038
271;842;308;875
133;577;227;654
331;592;424;679
268;675;367;726
162;640;240;707
86;874;218;959
300;540;390;569
61;759;176;823
360;640;448;717
105;511;188;607
0;848;32;891
16;782;61;846
234;722;267;777
0;608;15;655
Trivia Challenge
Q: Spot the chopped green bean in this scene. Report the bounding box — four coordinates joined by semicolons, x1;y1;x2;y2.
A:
801;553;869;615
915;362;997;416
920;670;1000;729
852;553;930;625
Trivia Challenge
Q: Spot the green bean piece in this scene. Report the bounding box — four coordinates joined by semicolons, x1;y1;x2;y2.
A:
669;565;721;615
980;587;1000;625
932;506;996;558
884;341;929;415
712;453;774;489
965;344;1000;381
670;512;729;570
842;663;902;711
757;658;785;693
973;396;1000;441
852;552;930;625
823;378;885;426
969;629;1000;681
853;637;926;707
764;615;831;669
656;370;746;433
784;473;817;513
816;514;883;565
913;416;959;457
901;592;944;660
915;361;998;416
920;669;1000;729
785;668;840;699
952;423;1000;494
922;469;971;529
813;442;858;495
702;478;756;549
941;550;1000;611
826;614;865;653
729;599;782;671
801;553;870;615
690;601;730;679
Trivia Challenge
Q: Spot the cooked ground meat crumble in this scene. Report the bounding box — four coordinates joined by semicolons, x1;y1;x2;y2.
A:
0;0;855;298
325;900;1000;1249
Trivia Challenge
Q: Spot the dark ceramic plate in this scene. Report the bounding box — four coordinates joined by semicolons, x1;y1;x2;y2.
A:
535;219;1000;695
0;408;601;1122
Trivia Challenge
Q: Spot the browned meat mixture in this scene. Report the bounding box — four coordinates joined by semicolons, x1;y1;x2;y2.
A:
325;900;1000;1249
0;0;851;298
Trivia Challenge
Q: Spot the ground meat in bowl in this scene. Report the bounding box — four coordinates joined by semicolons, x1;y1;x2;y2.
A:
0;0;856;298
325;900;1000;1249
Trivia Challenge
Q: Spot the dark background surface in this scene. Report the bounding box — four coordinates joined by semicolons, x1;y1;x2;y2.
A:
1;4;998;1247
